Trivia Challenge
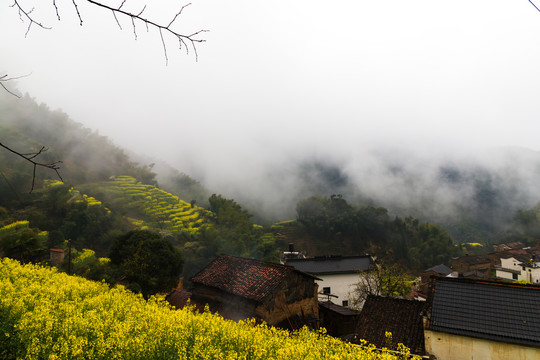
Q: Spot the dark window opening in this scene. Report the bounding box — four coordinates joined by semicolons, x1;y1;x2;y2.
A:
322;287;331;295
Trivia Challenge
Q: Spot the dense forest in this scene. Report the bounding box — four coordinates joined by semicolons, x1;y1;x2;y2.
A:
2;92;540;295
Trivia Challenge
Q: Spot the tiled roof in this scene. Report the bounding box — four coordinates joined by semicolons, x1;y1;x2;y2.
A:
423;264;452;276
319;301;360;316
507;241;525;249
428;277;540;347
453;255;490;265
286;255;372;274
355;295;426;355
191;254;317;302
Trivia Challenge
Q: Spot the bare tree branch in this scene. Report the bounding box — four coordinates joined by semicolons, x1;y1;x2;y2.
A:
530;0;540;13
0;73;30;98
0;142;63;192
85;1;208;63
71;0;84;26
11;0;52;36
9;1;207;63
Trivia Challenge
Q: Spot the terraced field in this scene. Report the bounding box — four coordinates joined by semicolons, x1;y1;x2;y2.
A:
89;176;213;236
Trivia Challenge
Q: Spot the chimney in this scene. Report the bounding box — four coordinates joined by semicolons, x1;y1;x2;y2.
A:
288;243;294;252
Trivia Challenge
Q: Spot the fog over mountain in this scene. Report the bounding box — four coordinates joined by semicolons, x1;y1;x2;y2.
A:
189;145;540;227
2;1;540;240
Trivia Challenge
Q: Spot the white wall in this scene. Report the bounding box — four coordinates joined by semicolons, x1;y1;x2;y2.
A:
315;273;360;307
498;257;540;283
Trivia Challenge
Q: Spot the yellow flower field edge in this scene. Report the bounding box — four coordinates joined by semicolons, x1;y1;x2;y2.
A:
0;258;414;360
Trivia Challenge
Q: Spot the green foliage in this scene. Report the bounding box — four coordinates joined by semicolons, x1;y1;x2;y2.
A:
350;261;412;308
0;94;157;195
69;247;113;283
294;195;456;270
82;176;213;239
109;230;184;297
1;258;411;360
504;205;540;246
183;194;281;284
157;169;211;208
0;221;47;263
26;181;126;255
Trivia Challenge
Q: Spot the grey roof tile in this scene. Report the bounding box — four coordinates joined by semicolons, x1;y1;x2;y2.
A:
286;255;372;274
428;278;540;347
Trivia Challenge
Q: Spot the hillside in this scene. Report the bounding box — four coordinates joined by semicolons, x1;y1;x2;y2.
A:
80;175;213;239
0;93;157;200
3;89;540;281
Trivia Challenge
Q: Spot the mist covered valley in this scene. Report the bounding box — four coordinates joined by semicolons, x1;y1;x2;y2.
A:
3;90;540;240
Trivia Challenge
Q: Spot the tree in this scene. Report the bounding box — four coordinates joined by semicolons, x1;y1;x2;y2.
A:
350;261;412;309
109;229;183;297
0;220;47;263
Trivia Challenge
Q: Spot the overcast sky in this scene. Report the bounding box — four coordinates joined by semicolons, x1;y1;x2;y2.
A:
2;1;540;198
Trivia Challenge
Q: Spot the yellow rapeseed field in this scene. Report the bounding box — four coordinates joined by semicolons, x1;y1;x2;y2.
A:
0;258;413;360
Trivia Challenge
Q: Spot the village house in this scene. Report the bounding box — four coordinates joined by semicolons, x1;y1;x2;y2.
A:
49;248;65;266
450;254;491;278
353;295;427;356
318;301;360;338
493;241;525;253
185;254;320;329
285;254;373;308
418;264;452;295
495;255;540;284
424;277;540;360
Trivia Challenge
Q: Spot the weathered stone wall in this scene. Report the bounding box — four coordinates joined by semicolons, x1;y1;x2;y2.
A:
425;330;540;360
256;289;319;326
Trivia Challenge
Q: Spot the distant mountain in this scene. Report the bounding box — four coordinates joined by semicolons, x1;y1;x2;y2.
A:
218;147;540;245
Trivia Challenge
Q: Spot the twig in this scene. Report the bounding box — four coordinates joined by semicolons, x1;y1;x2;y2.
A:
11;0;52;36
529;0;540;13
71;0;83;25
0;73;31;98
85;0;208;62
0;142;63;192
9;1;207;62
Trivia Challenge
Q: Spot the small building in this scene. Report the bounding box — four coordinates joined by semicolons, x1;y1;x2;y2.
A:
49;248;65;266
353;295;426;356
450;254;491;277
286;255;373;308
493;241;525;253
424;277;540;360
189;254;320;328
318;301;360;337
495;255;540;284
419;264;452;294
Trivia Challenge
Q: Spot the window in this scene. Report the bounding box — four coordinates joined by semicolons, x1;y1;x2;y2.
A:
512;273;518;280
322;287;331;295
342;300;349;307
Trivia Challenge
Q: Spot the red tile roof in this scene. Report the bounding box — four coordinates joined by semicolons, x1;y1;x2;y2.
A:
191;254;317;302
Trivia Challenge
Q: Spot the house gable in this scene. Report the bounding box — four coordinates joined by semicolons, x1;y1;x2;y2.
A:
189;254;319;326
